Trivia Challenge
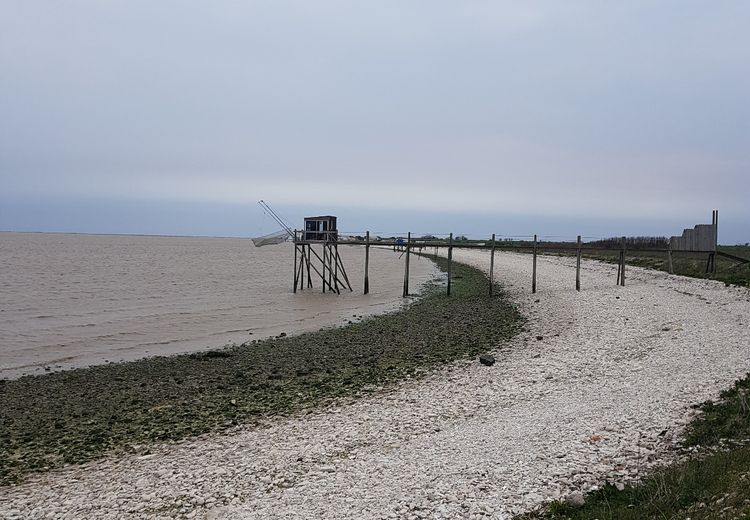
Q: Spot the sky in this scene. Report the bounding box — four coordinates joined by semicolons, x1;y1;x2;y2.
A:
1;1;748;242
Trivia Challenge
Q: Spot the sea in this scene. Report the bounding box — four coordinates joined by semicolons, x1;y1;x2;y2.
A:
0;232;439;379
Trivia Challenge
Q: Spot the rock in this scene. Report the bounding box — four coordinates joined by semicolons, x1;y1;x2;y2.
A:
565;491;585;507
535;335;543;341
478;355;495;366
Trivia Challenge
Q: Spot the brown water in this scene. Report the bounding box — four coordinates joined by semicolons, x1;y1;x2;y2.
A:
0;233;439;379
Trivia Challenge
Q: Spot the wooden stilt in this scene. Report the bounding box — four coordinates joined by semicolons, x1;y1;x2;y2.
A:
293;240;298;293
532;234;538;294
576;235;581;292
333;244;339;293
298;246;303;292
306;245;312;288
327;244;333;292
334;246;352;291
323;245;328;293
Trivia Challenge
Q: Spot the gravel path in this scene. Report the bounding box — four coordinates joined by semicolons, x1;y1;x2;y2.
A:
2;252;749;520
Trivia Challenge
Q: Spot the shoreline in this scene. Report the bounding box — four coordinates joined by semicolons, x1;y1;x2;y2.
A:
1;252;747;519
0;256;521;486
1;234;438;380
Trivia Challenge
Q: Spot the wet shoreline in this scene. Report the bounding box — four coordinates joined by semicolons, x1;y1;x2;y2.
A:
0;256;522;485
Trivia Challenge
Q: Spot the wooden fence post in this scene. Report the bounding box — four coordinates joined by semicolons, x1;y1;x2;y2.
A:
403;232;411;297
447;233;453;296
576;235;581;292
667;241;674;274
620;236;626;286
489;233;496;296
713;209;719;273
532;234;538;294
364;231;370;294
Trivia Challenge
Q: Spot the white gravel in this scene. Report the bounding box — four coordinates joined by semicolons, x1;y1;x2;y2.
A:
2;251;749;520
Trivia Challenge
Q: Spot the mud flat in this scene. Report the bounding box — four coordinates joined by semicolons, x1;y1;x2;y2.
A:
0;256;520;489
1;252;749;519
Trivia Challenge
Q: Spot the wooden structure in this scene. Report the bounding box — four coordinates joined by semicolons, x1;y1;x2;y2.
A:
304;216;337;242
293;216;352;294
267;204;733;298
669;210;718;273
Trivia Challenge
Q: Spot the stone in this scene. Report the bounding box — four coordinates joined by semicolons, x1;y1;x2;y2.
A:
565;491;586;507
478;355;495;366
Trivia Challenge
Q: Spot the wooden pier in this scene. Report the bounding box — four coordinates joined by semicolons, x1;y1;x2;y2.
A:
278;208;736;298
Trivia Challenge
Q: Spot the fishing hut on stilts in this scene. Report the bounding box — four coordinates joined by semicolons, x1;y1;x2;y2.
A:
293;216;353;294
255;201;352;294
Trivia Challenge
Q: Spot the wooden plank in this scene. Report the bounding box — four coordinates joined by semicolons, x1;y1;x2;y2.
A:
576;235;581;292
532;234;538;294
364;231;370;294
489;233;495;296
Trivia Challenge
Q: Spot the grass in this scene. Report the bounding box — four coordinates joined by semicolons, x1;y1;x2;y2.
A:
518;373;750;520
0;256;522;486
580;246;750;288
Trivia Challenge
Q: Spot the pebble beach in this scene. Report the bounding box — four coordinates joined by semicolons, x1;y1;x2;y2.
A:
1;251;749;519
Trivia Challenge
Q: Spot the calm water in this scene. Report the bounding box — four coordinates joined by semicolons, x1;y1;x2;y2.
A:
0;233;438;378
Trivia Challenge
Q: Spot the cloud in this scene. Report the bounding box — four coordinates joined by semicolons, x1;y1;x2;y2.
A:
1;1;748;233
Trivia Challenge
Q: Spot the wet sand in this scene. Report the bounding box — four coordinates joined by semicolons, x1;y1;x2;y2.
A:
0;233;438;378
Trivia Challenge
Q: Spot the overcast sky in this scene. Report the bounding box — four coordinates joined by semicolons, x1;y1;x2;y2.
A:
1;1;748;241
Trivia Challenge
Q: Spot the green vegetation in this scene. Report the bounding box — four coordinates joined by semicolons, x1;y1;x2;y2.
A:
519;374;750;520
0;257;521;485
581;246;750;288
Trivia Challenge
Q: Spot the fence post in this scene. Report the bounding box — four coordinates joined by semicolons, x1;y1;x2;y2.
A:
489;233;496;296
532;234;538;294
447;233;453;296
364;231;370;294
620;236;626;286
576;235;581;291
667;241;674;275
403;232;411;297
